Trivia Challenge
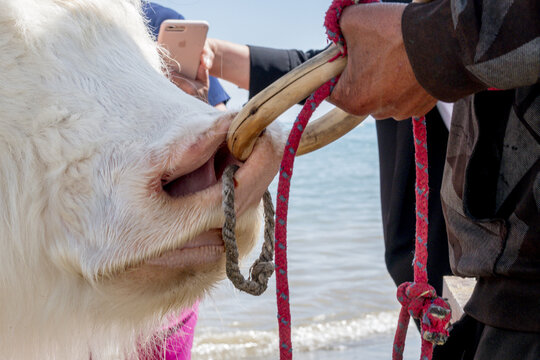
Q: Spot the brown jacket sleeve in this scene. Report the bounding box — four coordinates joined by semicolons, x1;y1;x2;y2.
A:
402;0;540;102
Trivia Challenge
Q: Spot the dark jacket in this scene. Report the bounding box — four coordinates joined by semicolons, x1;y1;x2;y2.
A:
403;0;539;332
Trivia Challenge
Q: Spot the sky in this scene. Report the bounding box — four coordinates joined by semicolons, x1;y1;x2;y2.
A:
156;0;333;49
155;0;336;109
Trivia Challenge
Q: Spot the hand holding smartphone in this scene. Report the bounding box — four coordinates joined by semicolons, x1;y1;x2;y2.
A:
157;20;209;80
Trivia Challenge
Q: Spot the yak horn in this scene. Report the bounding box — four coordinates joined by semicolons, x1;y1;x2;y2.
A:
296;108;367;156
227;45;366;161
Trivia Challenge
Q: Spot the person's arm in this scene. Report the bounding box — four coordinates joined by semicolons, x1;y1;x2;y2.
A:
204;39;324;98
329;1;539;119
206;39;251;90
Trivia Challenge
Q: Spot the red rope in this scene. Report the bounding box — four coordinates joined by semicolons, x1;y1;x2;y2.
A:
275;79;338;359
273;1;450;359
392;117;451;360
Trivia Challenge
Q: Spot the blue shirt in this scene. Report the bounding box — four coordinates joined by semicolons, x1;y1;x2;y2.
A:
142;2;230;107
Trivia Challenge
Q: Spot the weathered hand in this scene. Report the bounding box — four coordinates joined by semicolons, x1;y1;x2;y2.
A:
329;3;436;120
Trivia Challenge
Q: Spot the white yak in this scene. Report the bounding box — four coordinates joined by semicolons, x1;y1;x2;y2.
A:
0;0;282;358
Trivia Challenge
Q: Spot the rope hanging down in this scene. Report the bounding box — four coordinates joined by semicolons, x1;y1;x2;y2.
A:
392;117;451;360
222;164;276;296
271;2;379;358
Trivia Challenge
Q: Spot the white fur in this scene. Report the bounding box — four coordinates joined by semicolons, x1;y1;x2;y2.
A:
0;1;279;359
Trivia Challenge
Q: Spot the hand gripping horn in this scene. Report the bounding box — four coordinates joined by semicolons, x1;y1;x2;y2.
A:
226;45;367;161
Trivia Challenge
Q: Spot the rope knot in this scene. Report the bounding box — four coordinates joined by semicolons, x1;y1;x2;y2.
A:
422;298;451;345
397;282;436;318
395;282;451;348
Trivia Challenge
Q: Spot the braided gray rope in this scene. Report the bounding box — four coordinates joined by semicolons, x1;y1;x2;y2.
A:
222;164;275;296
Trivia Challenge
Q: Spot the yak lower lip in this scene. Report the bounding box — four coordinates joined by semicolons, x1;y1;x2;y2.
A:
146;229;224;268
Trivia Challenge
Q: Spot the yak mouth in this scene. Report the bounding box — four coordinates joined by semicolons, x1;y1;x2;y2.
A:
134;116;278;275
150;142;240;269
149;144;239;269
162;143;242;198
145;228;225;269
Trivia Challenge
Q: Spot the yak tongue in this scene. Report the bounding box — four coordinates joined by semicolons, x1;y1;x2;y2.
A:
164;155;216;198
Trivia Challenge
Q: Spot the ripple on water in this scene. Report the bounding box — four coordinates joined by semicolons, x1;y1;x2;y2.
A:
193;311;405;359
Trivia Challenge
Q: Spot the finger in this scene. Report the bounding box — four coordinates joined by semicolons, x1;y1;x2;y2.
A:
201;41;214;69
196;66;209;88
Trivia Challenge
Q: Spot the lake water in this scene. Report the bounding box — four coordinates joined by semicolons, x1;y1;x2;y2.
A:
193;107;422;359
